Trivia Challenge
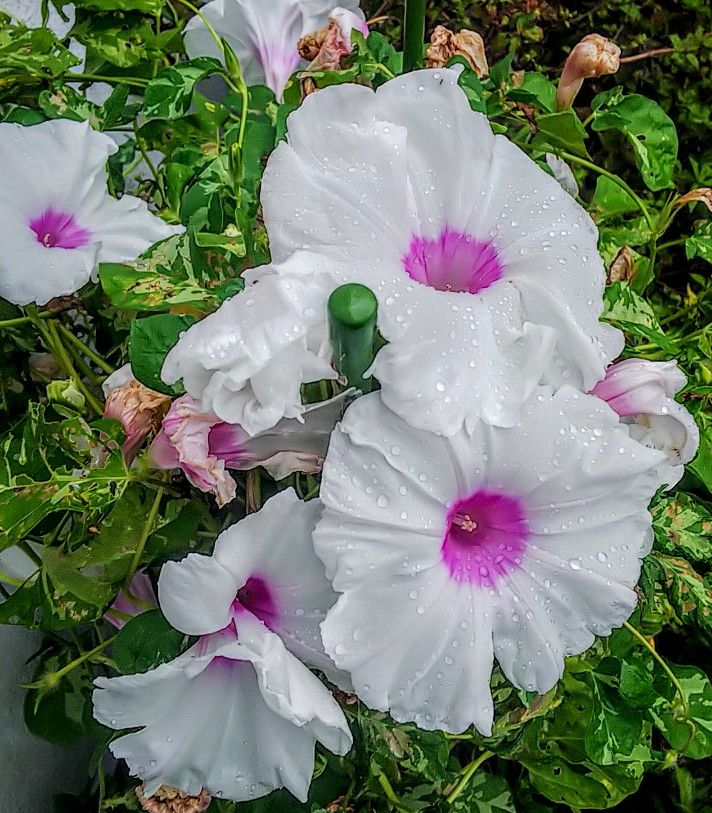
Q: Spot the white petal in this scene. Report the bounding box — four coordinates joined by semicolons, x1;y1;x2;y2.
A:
213;489;346;685
260;68;623;433
162;270;335;434
158;554;237;635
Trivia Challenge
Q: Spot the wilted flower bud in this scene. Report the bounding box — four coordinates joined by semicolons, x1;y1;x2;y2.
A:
136;784;211;813
425;25;488;78
103;364;171;463
298;7;369;65
555;33;620;110
591;358;699;475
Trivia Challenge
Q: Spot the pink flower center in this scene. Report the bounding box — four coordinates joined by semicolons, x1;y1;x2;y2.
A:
402;227;503;293
28;208;91;249
442;489;529;585
235;575;278;626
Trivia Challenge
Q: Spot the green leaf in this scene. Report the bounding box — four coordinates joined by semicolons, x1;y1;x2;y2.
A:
592;176;640;216
603;282;678;353
450;773;515;813
129;313;198;395
143;57;224;119
100;231;244;315
508;72;556;112
652;494;712;562
71;14;164;69
686;221;712;264
532;110;589;158
592;90;678;191
652;554;712;639
0;26;79;81
652;664;712;759
111;608;185;674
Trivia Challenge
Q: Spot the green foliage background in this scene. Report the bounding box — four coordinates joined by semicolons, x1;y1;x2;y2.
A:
1;1;712;812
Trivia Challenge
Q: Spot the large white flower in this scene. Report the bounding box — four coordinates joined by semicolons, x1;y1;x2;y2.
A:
162;268;337;435
313;388;668;735
261;68;623;436
183;0;367;99
93;489;351;801
0;119;180;306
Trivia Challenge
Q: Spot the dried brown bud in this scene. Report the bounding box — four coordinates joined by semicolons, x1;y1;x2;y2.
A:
555;34;620;110
298;31;323;61
425;25;489;78
607;246;635;284
136;785;211;813
673;188;712;213
104;378;171;463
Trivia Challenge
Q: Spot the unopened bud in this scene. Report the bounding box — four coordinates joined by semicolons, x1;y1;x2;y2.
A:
425;25;488;78
555;34;620;110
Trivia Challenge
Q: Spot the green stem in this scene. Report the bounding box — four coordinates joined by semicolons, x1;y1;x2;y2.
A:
56;323;115;374
123;487;164;589
447;751;495;804
559;150;655;230
47;321;104;415
378;774;408;812
64;73;149;89
623;621;688;717
0;571;27;588
403;0;426;72
28;636;116;688
0;309;54;330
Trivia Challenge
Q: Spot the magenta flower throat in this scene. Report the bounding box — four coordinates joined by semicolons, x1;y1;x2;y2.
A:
402;227;503;294
29;207;91;249
442;489;530;584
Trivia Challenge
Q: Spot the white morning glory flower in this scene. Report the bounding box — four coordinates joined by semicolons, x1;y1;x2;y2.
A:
591;358;699;483
260;68;623;436
0;119;180;306
93;489;351;802
183;0;367;100
162;269;337;436
313;388;668;736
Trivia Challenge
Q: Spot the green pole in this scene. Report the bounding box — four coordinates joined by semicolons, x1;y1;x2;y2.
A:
403;0;426;72
328;284;378;393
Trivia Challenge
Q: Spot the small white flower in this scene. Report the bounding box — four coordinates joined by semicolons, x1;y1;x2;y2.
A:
591;358;699;483
261;68;622;436
162;269;337;435
314;389;668;735
0;119;180;305
93;489;351;802
183;0;366;99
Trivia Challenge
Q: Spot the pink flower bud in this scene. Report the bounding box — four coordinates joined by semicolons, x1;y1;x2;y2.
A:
591;359;699;474
105;570;157;629
298;6;368;73
555;33;620;110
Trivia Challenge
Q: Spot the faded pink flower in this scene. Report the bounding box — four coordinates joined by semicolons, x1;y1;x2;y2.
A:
555;33;621;110
149;391;353;506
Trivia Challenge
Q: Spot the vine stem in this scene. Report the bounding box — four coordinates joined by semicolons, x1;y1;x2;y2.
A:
123;487;164;589
623;620;688;716
56;323;115;374
0;309;54;329
446;750;494;804
377;774;409;812
26;635;116;689
64;72;149;88
558;150;655;230
46;320;104;415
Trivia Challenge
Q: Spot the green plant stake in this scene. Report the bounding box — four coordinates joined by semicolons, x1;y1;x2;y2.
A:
328;283;378;393
403;0;426;72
